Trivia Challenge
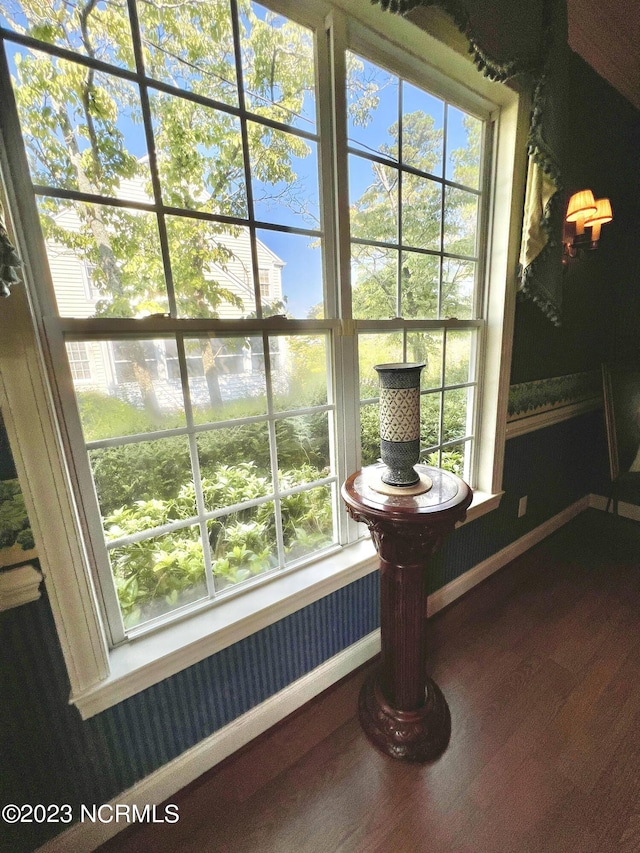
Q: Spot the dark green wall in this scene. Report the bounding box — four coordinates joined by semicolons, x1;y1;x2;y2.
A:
512;37;640;382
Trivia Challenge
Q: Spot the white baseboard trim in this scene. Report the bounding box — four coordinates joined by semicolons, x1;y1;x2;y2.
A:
588;493;640;521
38;493;601;853
37;629;381;853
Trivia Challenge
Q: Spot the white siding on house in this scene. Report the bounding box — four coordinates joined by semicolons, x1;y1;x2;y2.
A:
45;191;286;400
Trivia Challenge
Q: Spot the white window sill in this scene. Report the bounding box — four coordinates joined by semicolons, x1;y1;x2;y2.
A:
70;488;500;719
463;489;503;523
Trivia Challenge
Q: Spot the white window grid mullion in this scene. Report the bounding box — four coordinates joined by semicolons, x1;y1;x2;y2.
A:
441;435;474;449
124;0;177;317
175;333;217;600
396;77;403;319
231;0;264;321
82;397;334;451
104;467;336;551
325;326;344;544
466;323;483;485
327;9;364;544
317;11;338;321
436;325;448;467
324;332;342;545
437;107;449;319
106;516;200;551
262;331;286;569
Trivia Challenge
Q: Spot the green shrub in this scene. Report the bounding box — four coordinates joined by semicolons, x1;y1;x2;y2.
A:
83;385;466;628
105;461;334;626
89;407;331;517
78;391;161;441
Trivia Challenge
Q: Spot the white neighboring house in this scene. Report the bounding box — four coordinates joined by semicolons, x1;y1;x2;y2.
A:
45;180;286;407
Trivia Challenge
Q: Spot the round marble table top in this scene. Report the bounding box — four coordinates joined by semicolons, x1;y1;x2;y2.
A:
342;463;472;521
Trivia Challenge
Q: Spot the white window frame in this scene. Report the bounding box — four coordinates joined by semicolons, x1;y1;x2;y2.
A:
0;0;529;718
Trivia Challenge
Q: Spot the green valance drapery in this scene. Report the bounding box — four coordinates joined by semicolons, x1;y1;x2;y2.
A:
0;203;22;299
370;0;563;325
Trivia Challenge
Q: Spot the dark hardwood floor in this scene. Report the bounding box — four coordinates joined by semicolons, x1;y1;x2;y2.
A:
98;508;640;853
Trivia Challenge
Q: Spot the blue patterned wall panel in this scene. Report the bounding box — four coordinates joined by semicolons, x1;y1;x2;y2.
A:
1;572;381;851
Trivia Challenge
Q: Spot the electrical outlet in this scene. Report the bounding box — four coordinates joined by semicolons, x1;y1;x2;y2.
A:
518;495;528;518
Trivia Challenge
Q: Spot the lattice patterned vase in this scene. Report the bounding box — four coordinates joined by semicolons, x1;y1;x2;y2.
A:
374;362;425;487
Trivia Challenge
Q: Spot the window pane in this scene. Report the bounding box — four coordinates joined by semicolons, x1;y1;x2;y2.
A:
358;332;403;398
445;328;475;385
442;258;476;320
402;173;441;251
277;413;330;488
187;335;267;424
426;442;468;477
446;106;481;189
270;334;328;411
407;330;443;389
1;0;135;68
443;186;478;256
151;92;247;217
9;48;148;194
351;246;398;320
442;386;474;442
45;200;167;318
346;53;398;160
360;402;380;467
444;440;471;479
138;0;239;106
109;525;207;629
71;338;186;440
420;392;440;449
167;218;256;319
249;123;319;229
241;3;316;131
256;230;323;319
90;435;194;529
400;251;439;320
282;485;334;564
199;428;271;510
209;503;278;592
402;81;443;175
349;155;398;243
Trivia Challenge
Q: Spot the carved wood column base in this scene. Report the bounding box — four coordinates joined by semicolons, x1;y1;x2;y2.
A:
358;668;451;763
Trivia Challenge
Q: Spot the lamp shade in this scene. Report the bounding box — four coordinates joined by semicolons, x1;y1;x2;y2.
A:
585;197;613;227
566;189;597;223
585;198;613;242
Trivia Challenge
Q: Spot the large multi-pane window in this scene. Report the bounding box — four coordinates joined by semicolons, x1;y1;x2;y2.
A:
0;0;492;642
348;52;484;480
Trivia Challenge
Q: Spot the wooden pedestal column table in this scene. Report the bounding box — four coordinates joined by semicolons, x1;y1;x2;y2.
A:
342;463;472;762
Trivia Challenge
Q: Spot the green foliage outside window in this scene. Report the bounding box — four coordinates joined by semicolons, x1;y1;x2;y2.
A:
86;386;465;626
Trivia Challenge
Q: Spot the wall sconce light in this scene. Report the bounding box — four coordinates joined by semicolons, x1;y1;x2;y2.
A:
563;189;613;262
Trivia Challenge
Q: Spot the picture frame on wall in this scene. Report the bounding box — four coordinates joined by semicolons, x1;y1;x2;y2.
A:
601;363;640;513
0;409;37;568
